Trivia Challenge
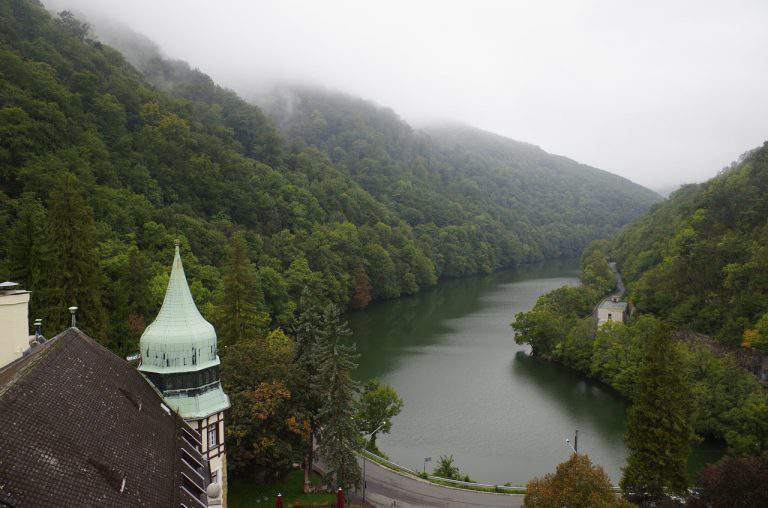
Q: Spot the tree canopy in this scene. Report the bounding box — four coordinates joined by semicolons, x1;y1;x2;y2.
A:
0;0;657;355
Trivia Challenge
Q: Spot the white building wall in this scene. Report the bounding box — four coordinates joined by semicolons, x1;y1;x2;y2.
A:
188;411;227;507
0;291;30;368
597;305;626;326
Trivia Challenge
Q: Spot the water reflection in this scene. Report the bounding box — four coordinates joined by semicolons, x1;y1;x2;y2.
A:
349;259;721;484
511;351;627;437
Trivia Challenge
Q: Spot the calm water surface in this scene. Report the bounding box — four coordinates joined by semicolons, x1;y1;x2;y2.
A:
349;259;720;484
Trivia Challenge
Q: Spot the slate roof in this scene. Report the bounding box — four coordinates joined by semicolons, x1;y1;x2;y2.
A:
599;299;628;311
0;328;211;507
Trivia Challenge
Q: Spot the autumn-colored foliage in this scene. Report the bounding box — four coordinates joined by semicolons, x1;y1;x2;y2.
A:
350;266;373;309
524;453;631;508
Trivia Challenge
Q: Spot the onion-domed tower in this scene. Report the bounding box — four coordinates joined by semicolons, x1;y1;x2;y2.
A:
139;241;230;504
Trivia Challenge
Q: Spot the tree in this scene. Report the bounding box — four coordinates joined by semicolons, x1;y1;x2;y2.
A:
46;175;106;337
289;298;355;492
356;379;403;453
722;391;768;455
432;455;472;482
222;330;305;482
620;317;694;501
525;453;631;508
512;308;569;357
742;311;768;353
315;333;361;491
218;231;268;345
688;453;768;508
6;193;53;327
433;455;460;479
350;266;373;309
124;248;155;328
58;10;92;41
108;246;155;356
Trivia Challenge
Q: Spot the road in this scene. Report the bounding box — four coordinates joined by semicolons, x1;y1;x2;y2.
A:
608;262;625;298
356;455;523;508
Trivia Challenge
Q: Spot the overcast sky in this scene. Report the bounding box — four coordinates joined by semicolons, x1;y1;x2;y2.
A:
44;0;768;192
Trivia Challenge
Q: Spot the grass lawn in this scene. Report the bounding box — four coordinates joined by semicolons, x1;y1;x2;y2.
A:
229;470;339;508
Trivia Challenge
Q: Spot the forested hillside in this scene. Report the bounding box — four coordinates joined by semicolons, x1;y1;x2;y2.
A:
611;143;768;347
264;87;660;273
0;0;655;356
513;144;768;457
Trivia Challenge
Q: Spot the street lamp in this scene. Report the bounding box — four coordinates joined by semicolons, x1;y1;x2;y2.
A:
361;420;388;505
565;429;579;454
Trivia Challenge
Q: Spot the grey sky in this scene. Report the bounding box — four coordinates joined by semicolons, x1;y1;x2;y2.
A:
44;0;768;192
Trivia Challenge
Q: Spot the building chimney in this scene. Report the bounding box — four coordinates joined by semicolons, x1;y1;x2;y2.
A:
0;282;31;368
68;306;78;328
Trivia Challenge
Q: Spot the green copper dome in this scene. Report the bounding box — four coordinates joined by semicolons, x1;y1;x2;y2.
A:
139;243;229;420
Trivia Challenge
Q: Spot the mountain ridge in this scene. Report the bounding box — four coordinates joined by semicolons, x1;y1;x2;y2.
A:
1;0;658;353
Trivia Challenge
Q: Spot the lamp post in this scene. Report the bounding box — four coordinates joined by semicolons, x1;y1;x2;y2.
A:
565;429;579;454
362;420;388;505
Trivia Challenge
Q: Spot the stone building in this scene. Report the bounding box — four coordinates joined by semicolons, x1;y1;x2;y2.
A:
597;296;628;326
139;242;231;504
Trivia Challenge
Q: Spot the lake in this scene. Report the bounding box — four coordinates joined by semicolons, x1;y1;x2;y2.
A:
349;259;721;485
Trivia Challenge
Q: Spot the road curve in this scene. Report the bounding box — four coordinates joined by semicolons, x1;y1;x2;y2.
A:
356;455;524;508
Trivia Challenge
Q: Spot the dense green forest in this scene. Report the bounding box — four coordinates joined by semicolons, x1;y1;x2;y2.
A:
611;144;768;348
513;154;768;456
0;0;657;356
264;87;660;271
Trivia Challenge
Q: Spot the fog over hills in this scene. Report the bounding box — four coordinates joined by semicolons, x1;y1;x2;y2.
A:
40;0;768;193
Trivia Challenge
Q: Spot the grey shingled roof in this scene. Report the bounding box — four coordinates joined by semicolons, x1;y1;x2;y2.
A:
0;328;211;507
599;299;628;310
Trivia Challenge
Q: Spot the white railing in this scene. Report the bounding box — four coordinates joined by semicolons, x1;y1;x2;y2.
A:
359;449;527;492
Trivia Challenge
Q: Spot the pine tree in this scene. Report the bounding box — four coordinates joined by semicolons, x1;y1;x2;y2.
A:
46;175;106;338
108;247;154;356
316;324;362;491
620;316;694;501
218;231;268;345
289;297;355;492
124;247;155;323
7;193;54;329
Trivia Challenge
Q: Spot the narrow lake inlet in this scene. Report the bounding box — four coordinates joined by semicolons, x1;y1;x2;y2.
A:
349;259;720;485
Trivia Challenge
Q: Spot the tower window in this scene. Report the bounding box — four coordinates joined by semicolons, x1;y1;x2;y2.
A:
208;425;218;449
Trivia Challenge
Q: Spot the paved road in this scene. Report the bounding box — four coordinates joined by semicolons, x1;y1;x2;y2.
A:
608;262;625;298
356;456;523;508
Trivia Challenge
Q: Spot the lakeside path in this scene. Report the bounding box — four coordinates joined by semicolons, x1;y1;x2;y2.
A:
356;455;524;508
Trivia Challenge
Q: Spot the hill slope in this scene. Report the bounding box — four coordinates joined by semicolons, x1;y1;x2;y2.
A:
610;143;768;345
1;0;657;353
263;86;660;272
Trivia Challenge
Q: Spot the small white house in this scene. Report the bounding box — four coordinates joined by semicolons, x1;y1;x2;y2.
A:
597;297;627;326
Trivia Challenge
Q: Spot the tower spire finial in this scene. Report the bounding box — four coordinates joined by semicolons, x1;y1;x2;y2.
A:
174;238;180;247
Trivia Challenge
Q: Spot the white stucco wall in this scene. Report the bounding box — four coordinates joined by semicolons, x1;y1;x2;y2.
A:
0;291;30;368
188;410;227;507
597;304;626;326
